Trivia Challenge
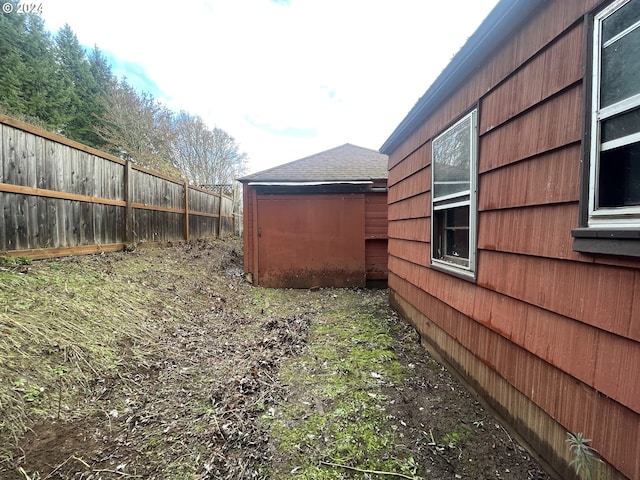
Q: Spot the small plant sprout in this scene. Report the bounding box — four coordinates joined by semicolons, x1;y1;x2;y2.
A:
566;432;603;480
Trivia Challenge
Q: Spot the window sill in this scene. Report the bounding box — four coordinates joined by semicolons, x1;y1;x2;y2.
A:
430;260;477;283
571;228;640;257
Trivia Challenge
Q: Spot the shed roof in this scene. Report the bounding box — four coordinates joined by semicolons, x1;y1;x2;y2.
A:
380;0;543;155
237;143;388;183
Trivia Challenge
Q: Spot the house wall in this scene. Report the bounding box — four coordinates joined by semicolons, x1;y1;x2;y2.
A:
387;1;639;479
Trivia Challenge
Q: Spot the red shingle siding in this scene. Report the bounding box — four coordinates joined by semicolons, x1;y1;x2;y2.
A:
384;0;639;478
478;145;581;210
478;204;582;261
388;167;430;204
479;24;585;135
479;85;583;173
390;274;640;480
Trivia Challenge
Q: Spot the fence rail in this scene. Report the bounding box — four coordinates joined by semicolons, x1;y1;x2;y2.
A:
0;115;236;259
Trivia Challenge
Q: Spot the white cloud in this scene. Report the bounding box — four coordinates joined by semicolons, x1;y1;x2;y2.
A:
39;0;500;174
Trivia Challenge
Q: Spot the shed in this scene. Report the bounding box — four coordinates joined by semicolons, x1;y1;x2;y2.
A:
238;144;388;288
380;1;640;479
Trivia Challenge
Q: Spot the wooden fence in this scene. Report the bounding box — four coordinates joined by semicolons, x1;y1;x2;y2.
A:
0;115;236;259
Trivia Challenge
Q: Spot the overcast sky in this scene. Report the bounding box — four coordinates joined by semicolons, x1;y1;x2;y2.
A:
39;0;500;174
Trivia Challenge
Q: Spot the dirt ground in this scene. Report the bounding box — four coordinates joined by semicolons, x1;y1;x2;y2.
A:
0;239;554;479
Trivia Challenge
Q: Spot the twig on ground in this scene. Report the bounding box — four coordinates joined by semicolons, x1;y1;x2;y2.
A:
320;461;419;479
92;469;142;477
212;413;226;440
43;455;90;480
499;424;518;453
236;459;247;479
18;467;34;480
71;456;91;468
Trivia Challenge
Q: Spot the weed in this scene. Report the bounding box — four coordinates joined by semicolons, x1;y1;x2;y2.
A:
424;359;441;371
15;257;32;265
566;432;602;480
442;424;472;449
13;378;43;404
0;255;31;267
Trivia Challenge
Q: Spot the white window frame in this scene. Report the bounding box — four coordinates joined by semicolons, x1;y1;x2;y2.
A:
431;110;478;278
588;0;640;228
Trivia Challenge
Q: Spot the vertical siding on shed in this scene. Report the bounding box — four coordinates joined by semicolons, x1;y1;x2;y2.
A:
386;1;639;479
365;192;388;281
242;185;256;279
364;192;387;238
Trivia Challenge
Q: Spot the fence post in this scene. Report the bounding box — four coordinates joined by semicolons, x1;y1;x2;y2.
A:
184;181;190;242
217;191;223;238
124;160;132;244
232;186;236;237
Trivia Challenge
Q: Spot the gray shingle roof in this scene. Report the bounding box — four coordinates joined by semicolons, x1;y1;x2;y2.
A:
238;143;388;183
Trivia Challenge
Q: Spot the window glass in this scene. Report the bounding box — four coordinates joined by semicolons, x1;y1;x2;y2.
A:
433;207;470;267
600;22;640;108
431;109;476;274
444;206;470;260
602;0;640;43
573;0;640;254
599;142;640;207
433;116;471;198
601;107;640;143
591;0;640;219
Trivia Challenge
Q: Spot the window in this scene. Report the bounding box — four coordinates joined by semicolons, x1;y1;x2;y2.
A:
431;110;477;277
573;0;640;256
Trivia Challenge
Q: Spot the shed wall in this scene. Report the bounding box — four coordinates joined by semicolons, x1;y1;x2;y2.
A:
365;191;389;281
244;191;366;288
242;185;388;287
242;185;256;278
386;1;639;479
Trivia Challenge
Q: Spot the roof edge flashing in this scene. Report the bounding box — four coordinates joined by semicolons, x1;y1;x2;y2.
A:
247;181;375;187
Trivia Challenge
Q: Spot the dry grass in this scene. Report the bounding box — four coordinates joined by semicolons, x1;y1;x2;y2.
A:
0;250;187;463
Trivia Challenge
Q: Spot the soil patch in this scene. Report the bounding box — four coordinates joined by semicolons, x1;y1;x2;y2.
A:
0;239;554;479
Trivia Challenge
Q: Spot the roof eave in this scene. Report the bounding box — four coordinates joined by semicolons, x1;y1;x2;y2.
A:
380;0;546;155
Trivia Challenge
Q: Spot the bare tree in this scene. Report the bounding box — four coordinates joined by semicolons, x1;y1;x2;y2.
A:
96;80;178;175
171;111;247;192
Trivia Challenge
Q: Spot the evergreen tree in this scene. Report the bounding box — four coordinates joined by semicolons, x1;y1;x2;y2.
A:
0;3;29;115
88;45;115;95
55;25;103;147
87;45;116;147
18;15;74;130
0;10;246;186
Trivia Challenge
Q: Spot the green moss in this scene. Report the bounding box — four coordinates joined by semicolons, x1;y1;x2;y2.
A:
442;423;473;447
262;289;421;479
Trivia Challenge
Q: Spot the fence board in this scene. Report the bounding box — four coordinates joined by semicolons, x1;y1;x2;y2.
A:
0;116;236;258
